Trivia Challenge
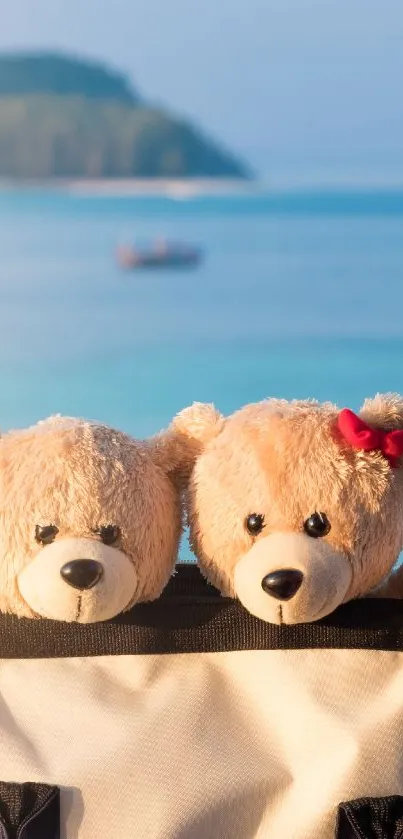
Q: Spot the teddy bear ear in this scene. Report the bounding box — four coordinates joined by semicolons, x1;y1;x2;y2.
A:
172;402;225;444
359;393;403;430
147;403;224;477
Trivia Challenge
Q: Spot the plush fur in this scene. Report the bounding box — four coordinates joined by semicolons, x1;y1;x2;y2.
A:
0;415;193;623
175;395;403;625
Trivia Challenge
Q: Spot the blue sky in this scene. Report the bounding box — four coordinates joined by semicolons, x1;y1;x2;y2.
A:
2;0;403;177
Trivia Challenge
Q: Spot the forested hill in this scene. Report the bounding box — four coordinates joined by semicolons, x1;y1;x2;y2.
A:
0;53;249;179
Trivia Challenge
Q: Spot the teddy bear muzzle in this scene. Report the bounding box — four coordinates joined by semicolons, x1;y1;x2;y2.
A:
233;531;352;625
17;536;138;623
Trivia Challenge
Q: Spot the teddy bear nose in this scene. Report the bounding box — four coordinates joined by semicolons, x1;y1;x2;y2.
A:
60;559;104;590
261;569;303;601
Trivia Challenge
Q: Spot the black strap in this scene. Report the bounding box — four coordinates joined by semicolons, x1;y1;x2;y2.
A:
0;565;403;658
336;796;403;838
0;782;59;839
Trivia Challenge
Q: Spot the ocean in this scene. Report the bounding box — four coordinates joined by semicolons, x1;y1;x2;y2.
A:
1;186;402;557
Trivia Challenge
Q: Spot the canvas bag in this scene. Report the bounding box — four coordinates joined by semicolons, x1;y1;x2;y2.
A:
1;564;403;839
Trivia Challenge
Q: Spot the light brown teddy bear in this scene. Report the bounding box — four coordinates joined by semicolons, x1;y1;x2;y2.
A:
0;414;193;623
175;394;403;625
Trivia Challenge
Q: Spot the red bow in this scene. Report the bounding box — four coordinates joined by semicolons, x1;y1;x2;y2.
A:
337;408;403;468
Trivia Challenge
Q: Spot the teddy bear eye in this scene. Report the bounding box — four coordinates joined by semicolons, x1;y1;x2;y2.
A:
245;513;265;536
304;512;331;538
94;525;121;545
35;524;59;545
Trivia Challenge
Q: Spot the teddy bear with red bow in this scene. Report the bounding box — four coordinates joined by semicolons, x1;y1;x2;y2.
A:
174;393;403;625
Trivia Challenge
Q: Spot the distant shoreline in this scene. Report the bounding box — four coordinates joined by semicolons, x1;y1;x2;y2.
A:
2;175;403;197
0;177;259;197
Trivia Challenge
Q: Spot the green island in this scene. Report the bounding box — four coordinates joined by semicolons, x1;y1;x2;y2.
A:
0;52;250;180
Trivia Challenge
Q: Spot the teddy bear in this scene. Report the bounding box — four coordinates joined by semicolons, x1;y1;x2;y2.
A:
0;413;195;623
174;394;403;625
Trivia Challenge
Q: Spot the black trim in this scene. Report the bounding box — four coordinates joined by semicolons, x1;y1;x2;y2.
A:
335;795;403;838
1;564;403;659
0;782;59;839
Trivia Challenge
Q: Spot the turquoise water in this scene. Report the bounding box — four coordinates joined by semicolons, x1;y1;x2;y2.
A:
1;187;403;432
1;187;402;557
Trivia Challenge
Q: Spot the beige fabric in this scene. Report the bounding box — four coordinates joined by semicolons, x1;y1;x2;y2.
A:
0;649;402;838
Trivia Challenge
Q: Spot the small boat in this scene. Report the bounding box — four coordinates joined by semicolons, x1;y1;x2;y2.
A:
117;239;203;271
